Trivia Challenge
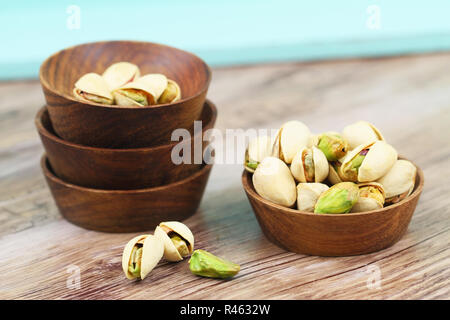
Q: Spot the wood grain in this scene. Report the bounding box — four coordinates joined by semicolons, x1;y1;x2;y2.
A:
40;41;211;148
1;53;450;299
36;101;216;189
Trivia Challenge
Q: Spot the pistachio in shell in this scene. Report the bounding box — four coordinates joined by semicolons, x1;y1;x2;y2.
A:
339;141;397;182
297;183;329;212
139;74;169;101
102;62;140;91
290;146;329;183
342;121;384;150
316;132;349;161
314;182;359;214
154;221;194;262
272;121;311;164
189;249;240;279
244;135;273;173
113;74;168;106
122;234;164;280
158;79;181;104
252;156;297;207
327;160;345;185
73;73;114;105
377;159;416;205
351;182;385;212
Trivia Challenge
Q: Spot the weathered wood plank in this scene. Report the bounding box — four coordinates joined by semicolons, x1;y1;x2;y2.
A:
0;53;449;299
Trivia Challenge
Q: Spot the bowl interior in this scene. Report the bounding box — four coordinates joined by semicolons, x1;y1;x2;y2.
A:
37;99;217;150
243;158;424;217
40;41;211;106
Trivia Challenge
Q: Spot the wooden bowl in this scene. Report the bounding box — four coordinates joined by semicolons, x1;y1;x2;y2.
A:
242;160;424;256
41;155;213;233
39;41;211;148
36;100;216;190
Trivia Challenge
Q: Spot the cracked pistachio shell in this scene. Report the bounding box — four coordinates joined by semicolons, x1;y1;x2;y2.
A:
158;79;181;104
327;159;345;185
340;141;397;182
102;62;140;90
342;121;385;150
139;74;168;101
291;146;329;183
154;221;194;262
377;160;416;204
351;182;385;212
113;79;157;106
73;73;114;104
272;121;311;164
314;182;359;214
297;183;329;212
317;132;349;161
122;234;164;280
253;157;297;207
244;135;273;173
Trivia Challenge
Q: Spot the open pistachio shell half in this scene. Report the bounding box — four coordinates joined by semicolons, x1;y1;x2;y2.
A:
244;135;273;173
327;160;345;185
351;182;385;212
316;132;349;161
253;156;297;207
297;183;329;212
139;74;168;101
377;160;416;205
73;73;114;105
122;234;164;280
102;62;140;91
154;221;194;262
291;146;329;183
272;121;311;164
339;141;397;182
158;79;181;104
342;121;385;150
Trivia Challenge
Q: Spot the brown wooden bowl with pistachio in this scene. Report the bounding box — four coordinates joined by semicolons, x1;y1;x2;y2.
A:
39;41;211;148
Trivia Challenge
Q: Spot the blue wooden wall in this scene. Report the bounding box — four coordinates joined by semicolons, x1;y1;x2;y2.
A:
1;0;450;79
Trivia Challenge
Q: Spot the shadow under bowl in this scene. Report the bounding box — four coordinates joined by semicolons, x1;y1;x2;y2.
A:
36;100;217;190
39;40;211;148
242;158;424;256
41;155;213;233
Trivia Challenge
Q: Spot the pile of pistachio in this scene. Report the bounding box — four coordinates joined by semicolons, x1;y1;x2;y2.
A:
245;121;417;214
73;62;181;106
123;221;240;281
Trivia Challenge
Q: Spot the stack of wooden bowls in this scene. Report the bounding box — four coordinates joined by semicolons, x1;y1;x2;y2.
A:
36;41;216;232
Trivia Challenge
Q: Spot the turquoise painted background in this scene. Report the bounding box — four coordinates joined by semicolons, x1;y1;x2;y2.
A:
2;0;450;80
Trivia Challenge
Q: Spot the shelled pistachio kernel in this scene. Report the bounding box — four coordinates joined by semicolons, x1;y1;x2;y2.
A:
189;249;240;279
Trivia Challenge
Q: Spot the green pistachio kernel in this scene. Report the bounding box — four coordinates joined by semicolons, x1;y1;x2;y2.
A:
189;249;240;279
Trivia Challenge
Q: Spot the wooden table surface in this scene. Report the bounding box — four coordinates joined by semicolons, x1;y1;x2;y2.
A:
0;53;449;300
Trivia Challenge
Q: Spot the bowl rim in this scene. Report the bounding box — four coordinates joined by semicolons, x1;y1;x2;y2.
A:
242;157;424;217
39;40;212;110
35;99;217;152
41;155;212;194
